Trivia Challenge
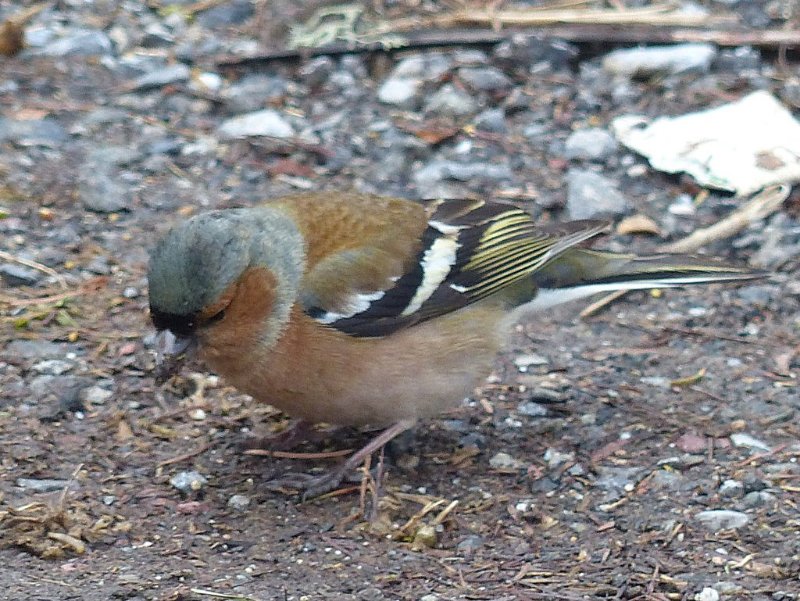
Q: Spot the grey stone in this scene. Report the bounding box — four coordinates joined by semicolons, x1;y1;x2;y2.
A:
299;56;334;87
132;64;191;91
413;160;512;187
0;118;68;147
456;535;483;554
523;122;547;140
564;128;618;161
80;386;113;405
695;509;750;531
730;432;771;453
392;54;452;81
140;22;174;48
474;108;506;133
594;466;645;494
38;29;113;57
566;169;631;219
650;470;688;491
16;478;78;493
719;479;744;498
197;0;255;27
489;452;524;470
356;588;385;601
458;66;512;91
227;494;251;511
514;353;548;370
543;448;574;468
742;490;775;507
223;75;288;113
602;43;717;77
713;582;743;595
217;109;295;140
0;263;40;286
377;77;420;107
6;339;65;360
458;432;486;449
424;84;477;117
170;471;208;493
736;285;777;307
31;360;73;376
81;170;130;213
518;402;548;417
695;588;719;601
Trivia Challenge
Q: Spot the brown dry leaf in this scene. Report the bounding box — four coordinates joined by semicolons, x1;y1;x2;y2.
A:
396;119;460;145
116;419;134;441
0;20;24;57
616;214;662;236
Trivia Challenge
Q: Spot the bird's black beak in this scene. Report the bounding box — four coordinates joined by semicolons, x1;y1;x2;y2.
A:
153;329;196;384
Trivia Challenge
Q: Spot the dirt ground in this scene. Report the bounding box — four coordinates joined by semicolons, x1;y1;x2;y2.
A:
1;1;799;600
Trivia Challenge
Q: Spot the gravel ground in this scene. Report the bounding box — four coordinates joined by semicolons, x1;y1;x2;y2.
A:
1;1;799;600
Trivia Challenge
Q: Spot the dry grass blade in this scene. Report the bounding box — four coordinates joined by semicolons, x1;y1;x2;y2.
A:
0;250;67;289
377;2;733;34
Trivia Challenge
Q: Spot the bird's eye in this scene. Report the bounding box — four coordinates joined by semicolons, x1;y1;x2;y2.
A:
206;309;226;324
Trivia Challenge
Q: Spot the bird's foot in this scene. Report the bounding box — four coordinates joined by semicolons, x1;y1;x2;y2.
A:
263;419;417;501
265;466;356;501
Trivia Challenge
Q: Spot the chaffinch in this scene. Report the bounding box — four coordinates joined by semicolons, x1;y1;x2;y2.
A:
148;192;762;497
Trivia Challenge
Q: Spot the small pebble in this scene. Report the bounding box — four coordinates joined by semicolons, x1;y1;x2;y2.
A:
31;359;73;376
456;535;483;554
170;470;208;493
564;127;617;161
217;109;295;140
695;509;750;531
742;490;775;508
189;408;207;421
730;433;771;453
489;452;524;470
80;385;113;405
718;479;744;498
713;582;743;595
227;494;250;511
602;43;717;77
518;401;548;417
514;353;548;371
16;478;76;493
543;448;574;468
694;587;720;601
566;169;631;219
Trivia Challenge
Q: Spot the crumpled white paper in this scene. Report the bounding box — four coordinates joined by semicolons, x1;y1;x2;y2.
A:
612;90;800;195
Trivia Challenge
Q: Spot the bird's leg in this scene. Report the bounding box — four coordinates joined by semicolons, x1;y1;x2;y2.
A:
267;419;416;500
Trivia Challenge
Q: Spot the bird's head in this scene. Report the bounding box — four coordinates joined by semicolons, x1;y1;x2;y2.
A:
147;207;305;379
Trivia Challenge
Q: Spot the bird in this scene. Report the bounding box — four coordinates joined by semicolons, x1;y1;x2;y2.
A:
148;192;763;497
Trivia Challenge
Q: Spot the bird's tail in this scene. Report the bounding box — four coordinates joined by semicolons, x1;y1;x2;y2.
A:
521;248;766;311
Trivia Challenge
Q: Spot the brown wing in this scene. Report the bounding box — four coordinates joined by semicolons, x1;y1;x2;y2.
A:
273;193;608;337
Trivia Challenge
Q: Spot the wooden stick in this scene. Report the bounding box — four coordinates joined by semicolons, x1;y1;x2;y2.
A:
659;184;789;254
218;25;800;68
0;250;67;289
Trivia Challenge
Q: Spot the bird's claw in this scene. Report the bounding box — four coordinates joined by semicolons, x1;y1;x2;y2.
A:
265;468;351;501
